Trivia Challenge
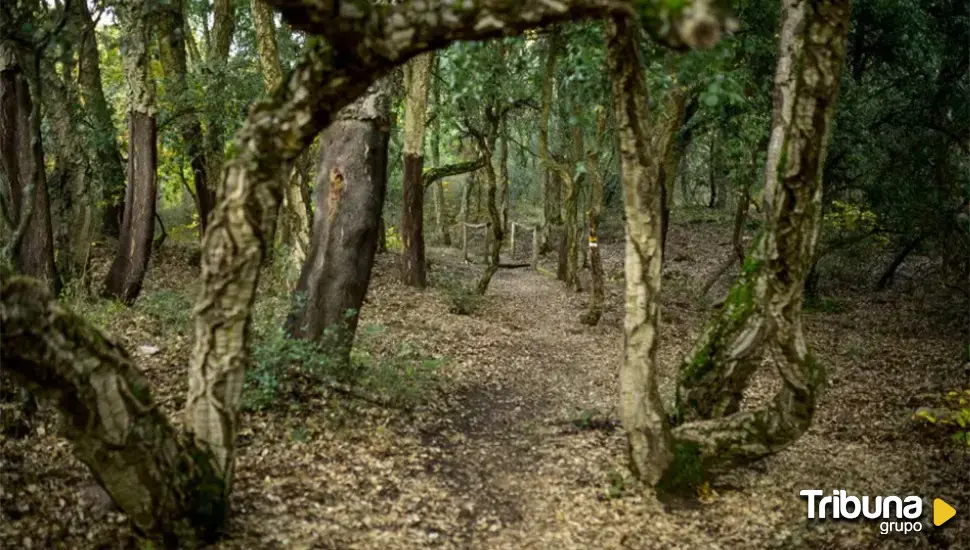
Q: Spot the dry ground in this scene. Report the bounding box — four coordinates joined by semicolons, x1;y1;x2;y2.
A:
2;216;968;549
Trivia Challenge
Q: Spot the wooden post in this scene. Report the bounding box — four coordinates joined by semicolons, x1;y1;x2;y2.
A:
462;223;469;261
483;222;491;263
531;225;539;270
510;222;517;259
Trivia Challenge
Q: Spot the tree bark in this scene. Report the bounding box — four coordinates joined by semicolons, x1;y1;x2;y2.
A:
158;0;212;236
0;44;59;293
606;16;673;485
103;3;157;305
72;0;126;237
401;52;433;288
430;64;451;246
252;0;310;276
671;0;849;474
201;0;235;207
286;80;390;360
580;108;607;325
41;61;95;281
538;28;562;254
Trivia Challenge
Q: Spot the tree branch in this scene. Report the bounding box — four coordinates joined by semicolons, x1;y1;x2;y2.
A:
423;157;487;189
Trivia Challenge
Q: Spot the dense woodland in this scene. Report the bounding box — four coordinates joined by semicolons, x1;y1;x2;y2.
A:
0;0;968;548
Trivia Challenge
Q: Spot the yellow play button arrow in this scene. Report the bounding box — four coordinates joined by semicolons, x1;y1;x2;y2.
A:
934;498;956;526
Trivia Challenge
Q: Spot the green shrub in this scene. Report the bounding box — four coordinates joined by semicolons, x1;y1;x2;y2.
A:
439;277;483;315
139;289;193;333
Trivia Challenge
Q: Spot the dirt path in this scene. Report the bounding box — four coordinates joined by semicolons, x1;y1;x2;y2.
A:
1;221;967;549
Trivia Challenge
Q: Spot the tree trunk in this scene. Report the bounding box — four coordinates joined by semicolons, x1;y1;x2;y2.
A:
606;16;673;485
671;0;849;475
538;28;562;254
656;84;688;253
103;5;157;305
475;132;503;295
158;0;212;236
252;0;310;276
286;80;390;360
581;109;607;325
73;0;126;238
41;62;95;281
430;58;451;246
875;234;925;290
202;0;235;211
0;44;59;293
401;52;432;288
1;276;225;546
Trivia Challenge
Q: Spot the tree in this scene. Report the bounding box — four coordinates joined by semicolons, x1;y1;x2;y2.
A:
285;79;391;360
0;41;59;293
252;0;310;276
102;0;157;305
670;0;850;475
157;0;211;237
1;0;733;543
401;53;433;288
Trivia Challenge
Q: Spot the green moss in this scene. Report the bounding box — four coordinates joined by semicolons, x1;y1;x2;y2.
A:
657;440;706;496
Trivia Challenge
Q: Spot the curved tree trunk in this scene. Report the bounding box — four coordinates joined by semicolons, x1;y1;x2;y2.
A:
103;4;157;305
401;52;433;288
0;44;60;293
606;16;673;485
671;0;850;474
286;80;390;360
201;0;235;219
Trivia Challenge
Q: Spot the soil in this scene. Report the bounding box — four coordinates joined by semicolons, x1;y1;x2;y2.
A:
2;217;968;549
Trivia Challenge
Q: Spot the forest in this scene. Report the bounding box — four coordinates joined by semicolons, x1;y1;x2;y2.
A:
0;0;968;548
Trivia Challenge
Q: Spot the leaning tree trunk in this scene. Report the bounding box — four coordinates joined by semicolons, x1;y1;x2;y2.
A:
103;5;157;305
158;0;212;236
0;44;60;293
606;16;673;485
671;0;849;475
286;80;390;360
72;0;126;237
401;52;432;288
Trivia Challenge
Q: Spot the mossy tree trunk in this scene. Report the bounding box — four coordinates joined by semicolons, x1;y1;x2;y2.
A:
475;108;506;295
671;0;850;474
401;52;433;288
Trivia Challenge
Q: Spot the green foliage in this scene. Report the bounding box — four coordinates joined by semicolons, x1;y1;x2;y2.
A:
656;440;706;496
438;277;484;315
913;389;970;447
802;295;842;314
138;289;193;333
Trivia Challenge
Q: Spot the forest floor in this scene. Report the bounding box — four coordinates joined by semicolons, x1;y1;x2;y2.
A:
1;214;968;549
